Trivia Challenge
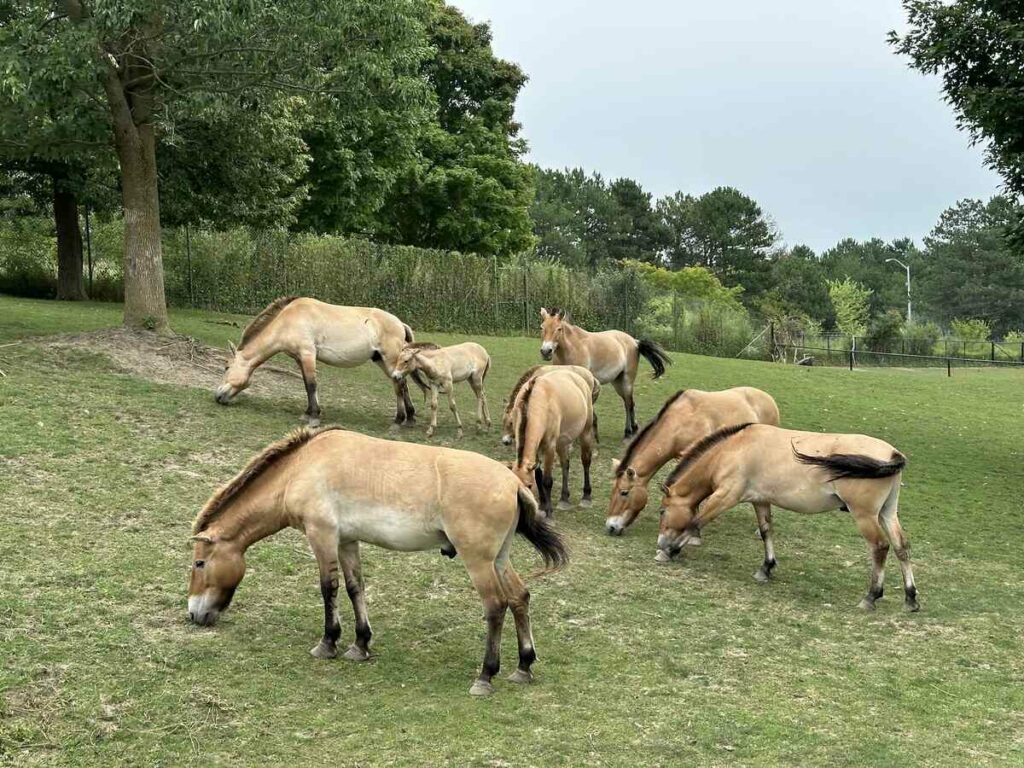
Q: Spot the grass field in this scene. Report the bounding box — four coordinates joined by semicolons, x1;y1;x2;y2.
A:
2;294;1023;767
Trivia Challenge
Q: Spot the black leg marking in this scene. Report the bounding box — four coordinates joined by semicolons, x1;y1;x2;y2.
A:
321;578;341;647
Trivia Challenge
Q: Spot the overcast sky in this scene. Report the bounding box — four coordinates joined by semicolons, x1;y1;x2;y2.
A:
451;0;1001;253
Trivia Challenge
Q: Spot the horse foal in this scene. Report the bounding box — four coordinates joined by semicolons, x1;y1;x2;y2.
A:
187;427;569;696
509;369;597;516
391;342;492;438
657;423;919;612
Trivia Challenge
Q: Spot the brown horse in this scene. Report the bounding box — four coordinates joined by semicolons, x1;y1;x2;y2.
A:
215;297;417;427
508;369;597;516
539;307;671;438
500;364;601;446
605;387;779;536
187;427;569;696
656;423;918;612
390;341;492;438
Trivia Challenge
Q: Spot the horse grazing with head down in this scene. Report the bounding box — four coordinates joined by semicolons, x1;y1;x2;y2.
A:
656;423;919;612
538;307;671;438
215;297;418;428
508;368;597;516
187;427;568;697
605;387;780;537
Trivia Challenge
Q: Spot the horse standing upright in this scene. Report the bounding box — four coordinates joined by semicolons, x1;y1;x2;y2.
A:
605;387;780;536
538;307;671;438
215;297;417;427
656;423;919;611
500;364;601;446
508;368;597;516
187;427;569;696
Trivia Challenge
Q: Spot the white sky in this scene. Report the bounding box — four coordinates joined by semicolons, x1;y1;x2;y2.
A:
451;0;1002;252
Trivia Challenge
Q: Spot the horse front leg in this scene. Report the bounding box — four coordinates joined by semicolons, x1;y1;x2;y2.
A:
307;528;341;659
542;449;556;517
426;387;439;438
401;378;416;425
445;382;464;439
338;541;373;660
752;502;776;583
298;351;321;427
556;442;572;511
579;430;594;508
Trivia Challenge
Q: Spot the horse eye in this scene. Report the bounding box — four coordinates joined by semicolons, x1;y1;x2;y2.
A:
620;491;629;497
194;560;206;568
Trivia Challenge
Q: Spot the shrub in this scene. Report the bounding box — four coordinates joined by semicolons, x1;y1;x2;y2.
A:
865;310;905;352
949;317;991;341
903;320;941;356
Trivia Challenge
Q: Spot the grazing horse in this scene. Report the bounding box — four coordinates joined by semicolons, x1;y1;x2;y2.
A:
187;427;569;697
605;387;780;536
215;297;417;428
390;341;492;438
656;423;919;612
538;307;671;438
508;369;597;516
501;364;601;446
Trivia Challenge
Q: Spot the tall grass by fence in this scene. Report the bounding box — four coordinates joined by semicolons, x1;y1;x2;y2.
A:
2;216;665;339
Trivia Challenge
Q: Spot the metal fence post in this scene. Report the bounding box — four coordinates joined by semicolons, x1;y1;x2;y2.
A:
947;357;951;377
84;207;93;296
849;347;854;371
991;341;995;361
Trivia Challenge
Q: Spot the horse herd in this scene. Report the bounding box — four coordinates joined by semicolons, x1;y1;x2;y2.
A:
190;296;918;697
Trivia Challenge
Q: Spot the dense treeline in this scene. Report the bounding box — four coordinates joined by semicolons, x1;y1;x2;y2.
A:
1;0;1023;344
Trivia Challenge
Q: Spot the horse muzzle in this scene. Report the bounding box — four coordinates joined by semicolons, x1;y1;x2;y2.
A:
539;346;554;361
501;434;513;446
188;595;221;626
214;385;236;405
656;534;683;559
605;518;626;536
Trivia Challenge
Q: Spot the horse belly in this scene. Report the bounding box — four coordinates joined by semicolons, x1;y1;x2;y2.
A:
317;332;374;368
762;483;843;514
335;504;440;551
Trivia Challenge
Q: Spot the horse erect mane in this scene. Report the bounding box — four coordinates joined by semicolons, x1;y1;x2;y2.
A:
616;389;688;475
505;365;543;418
239;296;300;348
516;377;539;465
664;422;753;489
193;426;343;533
406;342;441;351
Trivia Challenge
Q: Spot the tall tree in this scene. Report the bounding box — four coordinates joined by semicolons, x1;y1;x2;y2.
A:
606;177;669;263
916;196;1024;336
892;2;1024;198
0;0;430;331
531;167;625;267
363;2;534;256
658;186;778;294
820;237;920;317
763;244;832;322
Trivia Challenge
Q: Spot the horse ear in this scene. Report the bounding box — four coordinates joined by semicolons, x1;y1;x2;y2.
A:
660;483;672;496
190;534;216;544
556;308;566;319
625;467;637;480
610;458;621;470
227;341;237;356
539;307;549;319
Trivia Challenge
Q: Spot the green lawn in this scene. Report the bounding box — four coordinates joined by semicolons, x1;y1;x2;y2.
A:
1;294;1023;767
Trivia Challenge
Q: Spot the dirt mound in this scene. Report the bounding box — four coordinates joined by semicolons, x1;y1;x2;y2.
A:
44;327;301;398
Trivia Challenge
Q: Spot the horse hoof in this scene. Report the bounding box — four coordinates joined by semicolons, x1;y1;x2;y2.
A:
557;500;572;511
343;645;371;662
469;679;495;697
307;418;321;429
508;669;534;685
310;641;338;659
654;550;672;564
858;597;877;612
905;599;920;613
456;430;464;439
425;430;435;439
753;569;770;584
401;419;417;429
388;423;402;433
579;498;593;508
687;536;703;547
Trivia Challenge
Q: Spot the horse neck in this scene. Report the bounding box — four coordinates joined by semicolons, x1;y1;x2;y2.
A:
239;324;283;369
558;323;587;359
629;423;681;480
209;474;290;552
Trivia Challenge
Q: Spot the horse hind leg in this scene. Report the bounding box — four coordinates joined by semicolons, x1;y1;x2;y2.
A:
879;485;919;612
338;541;373;661
579;428;594;508
500;565;537;684
446;384;464;439
752;502;777;583
851;506;890;611
612;373;637;439
469;374;490;430
463;559;509;697
556;442;572;511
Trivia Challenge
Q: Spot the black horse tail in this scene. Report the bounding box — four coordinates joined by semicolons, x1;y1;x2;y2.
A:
793;448;906;481
516;485;569;572
637;338;671;379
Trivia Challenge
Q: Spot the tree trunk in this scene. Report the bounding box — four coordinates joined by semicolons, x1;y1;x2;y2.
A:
103;69;170;333
53;173;87;301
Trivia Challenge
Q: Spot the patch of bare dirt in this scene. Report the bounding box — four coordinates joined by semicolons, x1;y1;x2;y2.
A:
42;328;300;398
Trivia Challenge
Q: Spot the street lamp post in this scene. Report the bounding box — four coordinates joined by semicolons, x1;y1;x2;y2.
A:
886;258;911;323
